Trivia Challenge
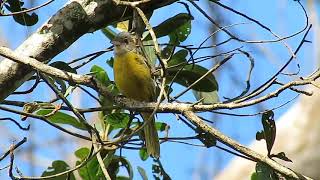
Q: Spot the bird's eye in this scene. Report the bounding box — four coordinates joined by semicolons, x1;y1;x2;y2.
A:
123;38;129;43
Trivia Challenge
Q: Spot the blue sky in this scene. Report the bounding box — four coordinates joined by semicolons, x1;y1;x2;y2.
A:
0;0;315;179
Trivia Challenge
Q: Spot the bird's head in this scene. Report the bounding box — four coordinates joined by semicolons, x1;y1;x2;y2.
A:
111;32;136;56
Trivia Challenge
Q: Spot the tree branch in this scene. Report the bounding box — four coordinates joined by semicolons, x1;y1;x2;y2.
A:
2;46;318;115
182;111;312;180
0;0;177;101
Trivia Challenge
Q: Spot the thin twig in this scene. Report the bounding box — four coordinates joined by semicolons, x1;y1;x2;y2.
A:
0;105;91;141
0;118;30;131
0;137;27;162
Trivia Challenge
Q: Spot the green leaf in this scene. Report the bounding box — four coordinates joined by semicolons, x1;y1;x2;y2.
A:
75;147;102;180
254;162;277;180
167;64;219;92
250;172;259;180
256;130;264;141
104;113;130;129
138;166;148;180
101;27;117;40
171;20;192;43
167;49;188;67
90;65;111;85
36;109;87;130
95;150;117;178
261;111;276;156
161;35;179;59
107;156;133;180
139;148;149;161
107;83;119;95
271;152;292;162
106;57;114;68
192;90;219;104
143;40;157;66
144;13;193;40
155;122;168;132
50;61;77;74
5;0;38;26
99;83;120;117
160;15;192;59
167;51;219;100
120;157;133;180
49;61;77;91
75;147;90;160
42;160;75;180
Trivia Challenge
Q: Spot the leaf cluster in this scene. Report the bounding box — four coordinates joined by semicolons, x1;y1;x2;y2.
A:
1;0;38;26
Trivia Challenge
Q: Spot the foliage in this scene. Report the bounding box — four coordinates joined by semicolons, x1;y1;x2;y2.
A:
1;0;38;26
0;0;313;179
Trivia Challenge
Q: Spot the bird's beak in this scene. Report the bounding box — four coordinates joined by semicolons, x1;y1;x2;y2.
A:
111;39;120;46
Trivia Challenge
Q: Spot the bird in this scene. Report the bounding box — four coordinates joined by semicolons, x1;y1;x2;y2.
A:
111;32;160;158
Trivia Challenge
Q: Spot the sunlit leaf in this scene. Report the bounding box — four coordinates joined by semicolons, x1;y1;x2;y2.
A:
75;147;101;180
155;122;168;132
143;40;157;66
100;83;120;117
90;65;111;85
116;20;129;32
104;113;130;129
139;148;149;161
170;20;192;43
250;172;258;180
36;109;87;130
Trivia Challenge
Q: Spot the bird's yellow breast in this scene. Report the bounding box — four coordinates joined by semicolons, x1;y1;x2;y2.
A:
113;51;154;102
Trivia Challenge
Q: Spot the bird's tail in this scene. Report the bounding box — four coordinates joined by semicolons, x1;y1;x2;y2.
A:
141;113;160;158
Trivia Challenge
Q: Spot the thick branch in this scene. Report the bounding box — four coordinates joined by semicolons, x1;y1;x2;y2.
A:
0;0;177;101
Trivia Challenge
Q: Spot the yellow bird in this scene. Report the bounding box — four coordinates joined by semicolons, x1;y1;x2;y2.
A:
112;32;160;158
